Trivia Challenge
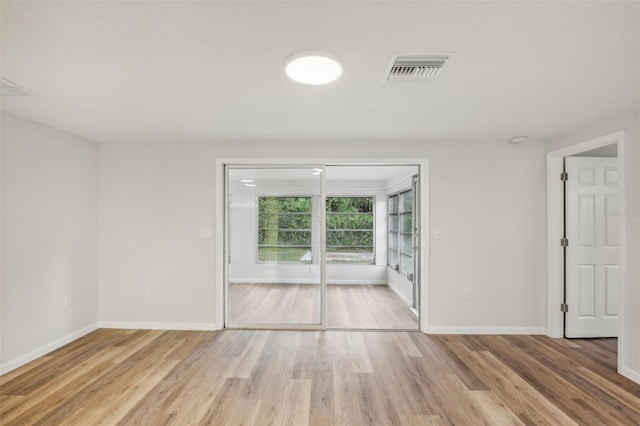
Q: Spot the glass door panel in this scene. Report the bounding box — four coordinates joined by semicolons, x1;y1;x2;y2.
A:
324;165;419;330
226;167;323;327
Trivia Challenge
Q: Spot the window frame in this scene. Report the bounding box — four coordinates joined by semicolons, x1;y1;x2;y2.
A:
256;195;314;264
388;193;400;269
387;188;414;278
325;196;376;265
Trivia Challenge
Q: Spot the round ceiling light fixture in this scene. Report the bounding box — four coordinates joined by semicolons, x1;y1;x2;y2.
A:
509;136;529;144
285;52;342;85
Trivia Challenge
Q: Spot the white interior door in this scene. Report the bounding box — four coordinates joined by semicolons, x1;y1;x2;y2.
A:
565;157;619;338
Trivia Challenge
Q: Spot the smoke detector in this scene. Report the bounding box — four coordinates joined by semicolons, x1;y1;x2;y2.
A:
1;78;30;96
383;54;449;82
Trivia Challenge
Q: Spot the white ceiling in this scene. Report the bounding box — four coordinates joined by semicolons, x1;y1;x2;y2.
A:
1;1;638;144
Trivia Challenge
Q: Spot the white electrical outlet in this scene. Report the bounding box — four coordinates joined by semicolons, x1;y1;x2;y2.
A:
464;288;472;300
64;294;73;308
142;286;150;296
434;228;443;240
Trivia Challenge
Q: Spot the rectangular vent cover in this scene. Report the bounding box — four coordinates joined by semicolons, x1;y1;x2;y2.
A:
1;78;30;96
384;55;448;82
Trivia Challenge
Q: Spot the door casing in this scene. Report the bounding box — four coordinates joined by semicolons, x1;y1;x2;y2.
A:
215;158;430;332
546;131;626;369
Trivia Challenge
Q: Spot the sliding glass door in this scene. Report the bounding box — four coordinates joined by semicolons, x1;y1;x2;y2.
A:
225;163;421;330
226;166;324;328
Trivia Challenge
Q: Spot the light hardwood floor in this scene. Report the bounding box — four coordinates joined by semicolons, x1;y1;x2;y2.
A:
229;283;418;329
327;284;418;329
1;330;639;425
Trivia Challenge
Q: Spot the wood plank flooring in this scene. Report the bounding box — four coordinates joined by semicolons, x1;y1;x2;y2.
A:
229;283;418;329
229;283;320;324
1;330;639;425
327;284;418;329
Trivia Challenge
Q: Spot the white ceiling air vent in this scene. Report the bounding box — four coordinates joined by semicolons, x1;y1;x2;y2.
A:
1;78;30;96
383;55;448;82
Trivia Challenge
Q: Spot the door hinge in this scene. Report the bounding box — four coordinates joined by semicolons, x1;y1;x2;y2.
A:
561;303;569;313
561;238;569;247
561;172;568;181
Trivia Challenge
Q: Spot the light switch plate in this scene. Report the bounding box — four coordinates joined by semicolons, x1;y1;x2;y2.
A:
200;227;212;239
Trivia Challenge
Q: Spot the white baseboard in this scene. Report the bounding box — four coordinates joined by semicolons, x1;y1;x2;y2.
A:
425;326;547;335
387;282;413;307
99;321;220;331
620;366;640;385
230;279;387;285
0;322;99;375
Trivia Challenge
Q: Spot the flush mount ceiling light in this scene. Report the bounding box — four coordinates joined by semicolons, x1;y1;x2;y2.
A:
285;52;342;85
509;136;529;144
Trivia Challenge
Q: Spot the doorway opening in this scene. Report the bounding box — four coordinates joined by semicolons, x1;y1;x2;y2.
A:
221;162;425;331
547;131;626;371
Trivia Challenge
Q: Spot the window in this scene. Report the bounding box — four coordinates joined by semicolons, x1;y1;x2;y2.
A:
388;195;399;268
388;189;414;276
258;197;312;262
257;196;374;263
399;190;414;275
326;197;374;263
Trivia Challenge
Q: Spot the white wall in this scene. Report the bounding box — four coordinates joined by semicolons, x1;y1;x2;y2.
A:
427;141;547;332
99;138;547;333
98;143;217;328
546;110;640;383
1;112;99;373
